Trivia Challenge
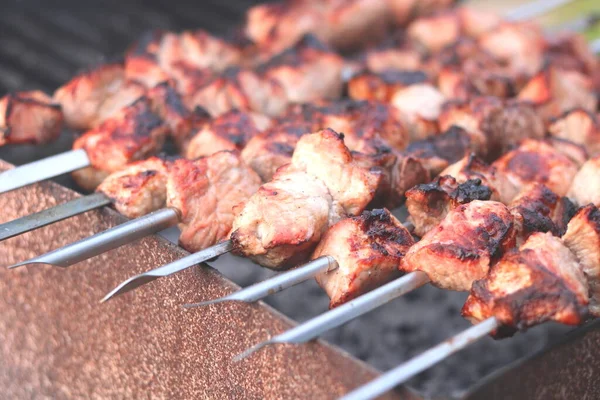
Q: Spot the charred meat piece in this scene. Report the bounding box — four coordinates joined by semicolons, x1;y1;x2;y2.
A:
463;232;589;338
72;97;169;191
96;157;169;218
54;63;146;131
387;0;456;26
189;67;289;117
510;183;576;243
563;205;600;317
361;37;423;73
549;109;600;157
567;155;600;207
257;35;344;103
313;208;415;308
401;200;517;291
440;154;518;204
406;176;492;237
166;152;261;253
493;139;584;197
456;6;501;38
391;83;445;141
231;129;380;269
348;70;429;103
439;97;544;160
407;11;461;53
185;110;272;160
546;32;598;76
0;91;63;146
518;66;597;122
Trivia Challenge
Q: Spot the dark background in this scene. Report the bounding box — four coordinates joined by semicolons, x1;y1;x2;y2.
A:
0;1;575;397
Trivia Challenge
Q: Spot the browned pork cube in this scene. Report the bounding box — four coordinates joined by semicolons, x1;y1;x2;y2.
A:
567;155;600;207
166;152;261;253
348;70;429;103
456;6;501;38
563;205;600;317
549;109;600;157
386;0;456;26
407;11;460;53
401;200;517;291
463;232;589;337
54;63;146;130
406;176;492;237
96;157;169;218
72;97;169;191
313;209;415;308
258;35;344;103
0;91;63;146
391;83;445;141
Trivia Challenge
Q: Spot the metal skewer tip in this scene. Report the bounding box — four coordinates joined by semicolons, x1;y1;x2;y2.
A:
236;271;431;361
100;240;233;303
339;317;500;400
183;255;338;309
0;149;90;194
233;340;274;362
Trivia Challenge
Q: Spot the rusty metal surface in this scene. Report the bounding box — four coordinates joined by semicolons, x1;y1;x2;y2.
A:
0;159;413;400
465;320;600;400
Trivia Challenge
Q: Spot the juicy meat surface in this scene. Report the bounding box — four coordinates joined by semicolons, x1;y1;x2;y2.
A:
407;11;461;53
567;155;600;207
185;110;272;160
391;83;445;141
231;129;379;269
549;109;600;157
96;157;169;218
348;70;429;102
0;91;63;146
54;63;146;130
463;232;589;337
401;200;517;291
563;205;600;317
406;176;492;237
72;97;169;191
313;208;415;308
258;35;344;103
166;152;261;253
492;139;583;197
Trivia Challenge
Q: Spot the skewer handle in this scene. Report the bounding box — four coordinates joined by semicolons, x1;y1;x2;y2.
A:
0;149;90;194
8;208;179;269
339;317;500;400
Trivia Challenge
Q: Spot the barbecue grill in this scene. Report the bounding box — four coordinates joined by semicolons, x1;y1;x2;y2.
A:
2;1;600;399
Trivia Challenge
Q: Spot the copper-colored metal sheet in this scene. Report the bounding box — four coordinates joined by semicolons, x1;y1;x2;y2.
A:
0;160;414;399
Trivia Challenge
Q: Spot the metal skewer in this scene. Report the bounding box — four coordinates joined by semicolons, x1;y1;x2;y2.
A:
339;317;500;400
504;0;574;21
0;149;90;194
7;208;179;269
100;240;233;302
0;192;112;241
234;271;431;362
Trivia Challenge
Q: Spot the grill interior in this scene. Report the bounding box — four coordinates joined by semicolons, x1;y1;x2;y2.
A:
0;1;582;397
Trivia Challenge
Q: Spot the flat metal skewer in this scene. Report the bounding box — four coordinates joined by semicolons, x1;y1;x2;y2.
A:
100;239;233;303
504;0;574;21
7;208;179;269
339;317;500;400
183;256;338;308
0;149;90;194
234;270;431;362
0;192;112;242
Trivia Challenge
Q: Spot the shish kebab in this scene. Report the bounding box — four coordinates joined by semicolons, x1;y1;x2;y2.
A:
0;0;575;194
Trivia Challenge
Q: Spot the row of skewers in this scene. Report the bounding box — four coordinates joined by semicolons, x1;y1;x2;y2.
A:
2;0;600;398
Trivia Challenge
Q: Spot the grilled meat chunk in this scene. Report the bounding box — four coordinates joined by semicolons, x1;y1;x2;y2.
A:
166;152;261;252
231;129;380;269
391;83;445;141
518;66;598;121
72;97;169;191
185;110;271;160
189;67;288;117
456;6;501;38
0;91;63;146
348;70;429;103
406;176;492;237
96;157;169;218
492;139;583;197
549;109;600;157
568;155;600;207
361;39;423;73
258;35;344;103
546;32;598;76
387;0;456;26
313;209;415;308
463;232;589;337
439;97;544;160
510;183;576;243
401;200;517;291
562;205;600;317
54;63;146;130
407;11;460;53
